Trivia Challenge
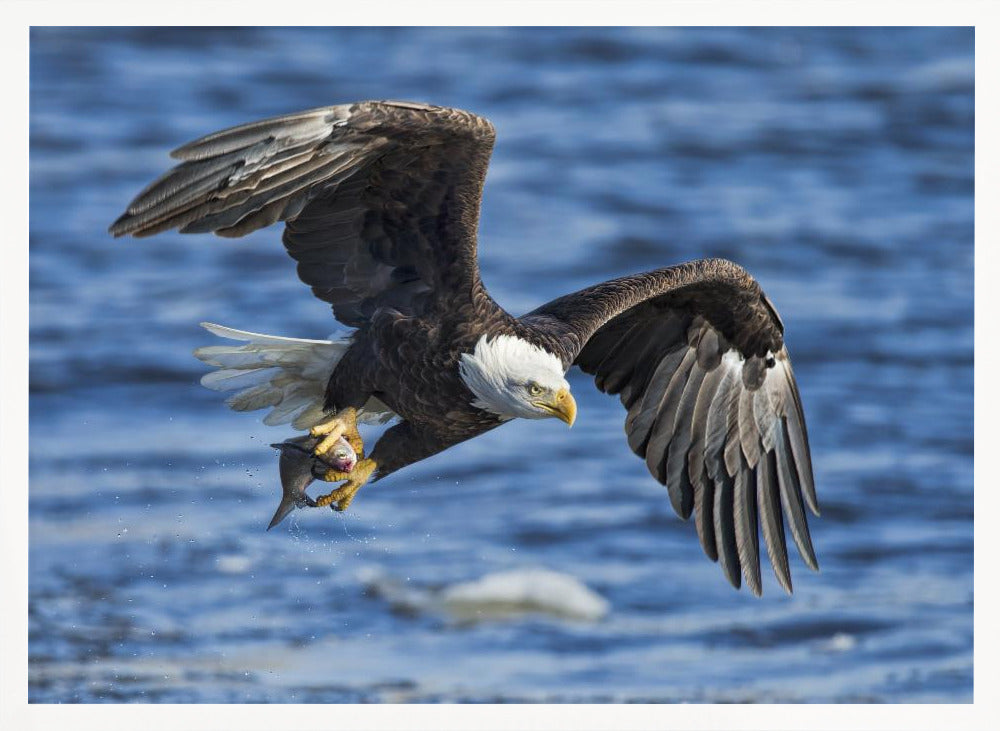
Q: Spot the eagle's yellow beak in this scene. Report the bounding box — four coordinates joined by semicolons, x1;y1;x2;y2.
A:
538;387;577;427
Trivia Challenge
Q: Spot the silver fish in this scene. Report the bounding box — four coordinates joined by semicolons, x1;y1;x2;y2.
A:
267;434;357;530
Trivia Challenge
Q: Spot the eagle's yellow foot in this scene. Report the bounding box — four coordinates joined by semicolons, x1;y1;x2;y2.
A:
314;458;377;512
316;469;352;483
310;407;362;459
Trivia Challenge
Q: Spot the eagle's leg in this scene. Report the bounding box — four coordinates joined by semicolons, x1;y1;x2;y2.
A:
311;421;451;513
310;407;362;459
313;457;377;512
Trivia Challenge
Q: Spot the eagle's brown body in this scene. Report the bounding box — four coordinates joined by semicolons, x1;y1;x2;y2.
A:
111;101;818;596
329;295;514;478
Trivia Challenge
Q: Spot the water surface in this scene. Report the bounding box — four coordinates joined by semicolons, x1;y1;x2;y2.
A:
29;27;973;703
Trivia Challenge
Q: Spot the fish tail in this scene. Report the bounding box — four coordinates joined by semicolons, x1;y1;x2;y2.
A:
266;495;300;531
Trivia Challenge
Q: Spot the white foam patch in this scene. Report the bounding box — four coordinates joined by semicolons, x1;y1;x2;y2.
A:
216;554;253;575
358;567;610;623
816;632;857;654
441;568;609;622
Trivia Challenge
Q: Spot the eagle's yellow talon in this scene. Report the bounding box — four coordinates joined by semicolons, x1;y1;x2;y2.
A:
318;469;351;483
309;409;350;437
317;484;361;512
313;457;377;512
311;408;362;458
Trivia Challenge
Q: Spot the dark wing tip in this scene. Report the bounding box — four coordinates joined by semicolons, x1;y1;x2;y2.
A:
109;214;150;238
777;573;794;595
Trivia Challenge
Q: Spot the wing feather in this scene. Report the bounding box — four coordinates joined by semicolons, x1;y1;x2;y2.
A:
179;153;362;235
525;259;818;595
662;360;709;520
111;101;498;329
705;355;740;480
733;453;762;596
779;356;820;515
689;365;727;562
625;344;688;456
621;313;690;401
758;449;793;593
644;347;698;487
595;321;659;394
692;466;718;562
687;361;726;491
775;421;819;571
169;107;335;161
738;385;762;468
713;470;741;589
126;150;247;216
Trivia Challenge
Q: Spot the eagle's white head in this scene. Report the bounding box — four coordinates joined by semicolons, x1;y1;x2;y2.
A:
459;334;577;425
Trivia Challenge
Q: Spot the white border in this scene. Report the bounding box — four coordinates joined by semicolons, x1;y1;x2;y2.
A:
3;1;994;729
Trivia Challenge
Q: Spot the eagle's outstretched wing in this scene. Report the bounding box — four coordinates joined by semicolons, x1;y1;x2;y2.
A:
110;101;497;328
523;258;818;596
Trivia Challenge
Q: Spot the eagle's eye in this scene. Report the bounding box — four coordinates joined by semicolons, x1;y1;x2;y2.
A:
528;383;543;396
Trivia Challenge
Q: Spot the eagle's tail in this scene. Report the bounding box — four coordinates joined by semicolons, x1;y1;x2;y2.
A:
193;322;393;430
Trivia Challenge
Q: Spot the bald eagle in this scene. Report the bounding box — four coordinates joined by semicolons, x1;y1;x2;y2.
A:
110;101;818;596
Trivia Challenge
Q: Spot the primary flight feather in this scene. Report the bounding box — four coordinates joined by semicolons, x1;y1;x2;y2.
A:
110;100;819;596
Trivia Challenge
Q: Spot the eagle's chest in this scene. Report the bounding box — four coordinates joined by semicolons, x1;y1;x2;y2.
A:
371;318;503;431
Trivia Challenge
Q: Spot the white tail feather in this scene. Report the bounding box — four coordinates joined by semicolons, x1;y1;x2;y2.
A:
194;322;396;429
200;322;333;346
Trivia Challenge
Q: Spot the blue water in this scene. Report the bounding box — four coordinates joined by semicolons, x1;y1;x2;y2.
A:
29;27;974;703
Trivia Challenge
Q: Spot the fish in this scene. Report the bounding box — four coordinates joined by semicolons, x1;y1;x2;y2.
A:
266;434;358;530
